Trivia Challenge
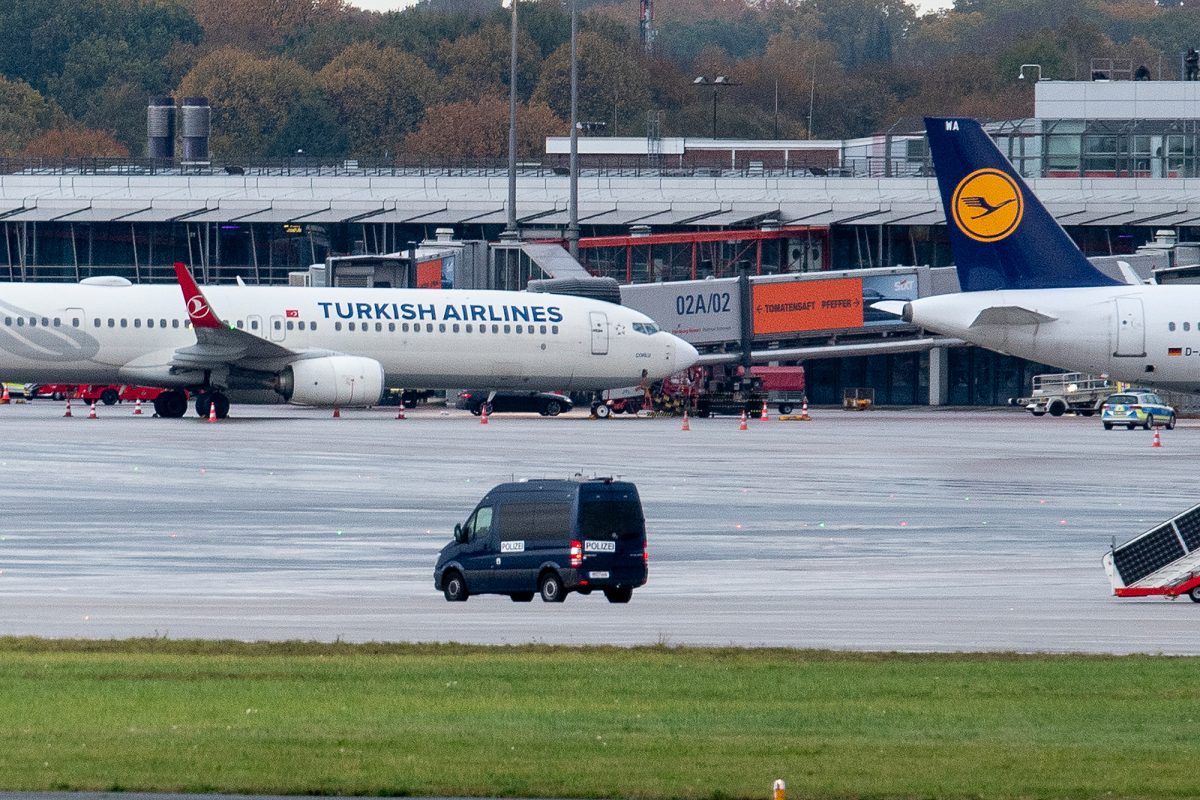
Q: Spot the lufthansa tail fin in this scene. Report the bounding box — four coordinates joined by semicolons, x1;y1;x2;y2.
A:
925;117;1119;291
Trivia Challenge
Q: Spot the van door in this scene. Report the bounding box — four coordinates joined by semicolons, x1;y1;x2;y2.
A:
589;311;609;355
458;505;497;592
578;484;647;583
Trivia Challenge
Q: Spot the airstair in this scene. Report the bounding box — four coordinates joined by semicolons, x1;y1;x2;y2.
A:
1104;503;1200;601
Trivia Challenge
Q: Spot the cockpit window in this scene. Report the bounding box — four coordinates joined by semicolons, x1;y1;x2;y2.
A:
632;322;659;335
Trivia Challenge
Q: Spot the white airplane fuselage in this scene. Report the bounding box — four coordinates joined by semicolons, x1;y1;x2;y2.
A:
0;282;696;392
905;284;1200;392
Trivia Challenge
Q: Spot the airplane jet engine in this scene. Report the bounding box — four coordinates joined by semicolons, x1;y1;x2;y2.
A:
276;356;385;407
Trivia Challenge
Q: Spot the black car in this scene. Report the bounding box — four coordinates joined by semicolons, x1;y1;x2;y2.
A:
455;390;573;416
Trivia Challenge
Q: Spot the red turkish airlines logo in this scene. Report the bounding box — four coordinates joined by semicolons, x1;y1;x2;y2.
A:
187;296;210;318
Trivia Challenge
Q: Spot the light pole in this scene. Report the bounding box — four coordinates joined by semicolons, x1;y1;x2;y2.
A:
567;0;579;259
504;0;519;235
692;76;739;139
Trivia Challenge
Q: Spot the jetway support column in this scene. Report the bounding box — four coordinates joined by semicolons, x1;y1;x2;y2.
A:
928;346;949;406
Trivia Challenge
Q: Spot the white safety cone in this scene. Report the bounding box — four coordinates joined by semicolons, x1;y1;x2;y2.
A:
396;398;406;420
800;399;811;421
681;408;690;431
133;398;143;415
63;398;73;418
739;410;748;431
88;400;97;419
208;402;217;423
760;399;769;421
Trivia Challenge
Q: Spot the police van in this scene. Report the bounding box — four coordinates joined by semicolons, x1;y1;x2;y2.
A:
434;478;648;603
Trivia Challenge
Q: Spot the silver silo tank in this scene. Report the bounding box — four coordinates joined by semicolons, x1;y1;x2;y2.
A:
180;96;211;162
146;96;176;159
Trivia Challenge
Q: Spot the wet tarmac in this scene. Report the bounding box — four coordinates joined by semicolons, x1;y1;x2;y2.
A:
1;400;1197;653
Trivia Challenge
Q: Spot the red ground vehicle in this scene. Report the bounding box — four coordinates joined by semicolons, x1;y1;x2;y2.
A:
27;384;174;405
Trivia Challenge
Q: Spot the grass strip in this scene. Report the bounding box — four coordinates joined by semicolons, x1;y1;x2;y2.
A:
0;637;1196;799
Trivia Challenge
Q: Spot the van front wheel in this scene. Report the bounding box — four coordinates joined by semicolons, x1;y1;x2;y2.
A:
443;571;469;602
539;572;565;603
604;586;633;604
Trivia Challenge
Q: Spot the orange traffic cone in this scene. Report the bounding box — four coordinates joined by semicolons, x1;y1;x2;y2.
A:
396;399;406;420
480;404;489;425
800;399;811;421
1153;427;1162;448
760;400;769;421
88;400;97;419
681;408;690;431
739;410;748;431
63;398;72;417
333;406;341;418
133;398;143;415
208;401;217;423
0;386;9;404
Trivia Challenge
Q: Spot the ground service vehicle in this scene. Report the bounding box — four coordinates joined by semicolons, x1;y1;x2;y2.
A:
751;366;806;415
27;383;173;405
1104;502;1200;601
434;478;648;603
1100;390;1176;430
1010;372;1114;417
456;390;573;416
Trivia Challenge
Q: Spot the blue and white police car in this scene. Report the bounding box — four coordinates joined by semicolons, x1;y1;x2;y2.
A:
1101;390;1176;430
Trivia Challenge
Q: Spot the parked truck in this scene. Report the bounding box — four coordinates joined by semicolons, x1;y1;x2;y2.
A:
1010;372;1114;417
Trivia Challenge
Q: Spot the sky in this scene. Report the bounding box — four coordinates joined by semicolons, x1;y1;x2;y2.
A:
348;0;956;13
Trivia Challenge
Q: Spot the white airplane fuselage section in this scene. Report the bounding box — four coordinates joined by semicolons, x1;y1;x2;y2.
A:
906;284;1200;392
0;282;694;390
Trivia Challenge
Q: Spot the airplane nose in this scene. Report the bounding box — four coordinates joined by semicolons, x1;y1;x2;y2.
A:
674;338;700;370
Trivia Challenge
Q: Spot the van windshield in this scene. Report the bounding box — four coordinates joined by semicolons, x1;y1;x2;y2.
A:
579;498;645;540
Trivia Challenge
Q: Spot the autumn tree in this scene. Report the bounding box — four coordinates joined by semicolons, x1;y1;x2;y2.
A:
192;0;350;53
176;48;325;157
22;128;129;159
0;77;66;157
533;31;652;136
438;23;542;103
403;96;565;160
316;42;442;157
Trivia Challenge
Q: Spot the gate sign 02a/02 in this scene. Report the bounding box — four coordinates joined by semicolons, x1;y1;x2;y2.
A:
620;278;742;346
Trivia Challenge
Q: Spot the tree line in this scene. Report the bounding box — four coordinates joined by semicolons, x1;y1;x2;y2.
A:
0;0;1197;161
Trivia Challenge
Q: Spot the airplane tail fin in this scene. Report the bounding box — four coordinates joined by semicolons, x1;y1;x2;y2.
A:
924;117;1120;291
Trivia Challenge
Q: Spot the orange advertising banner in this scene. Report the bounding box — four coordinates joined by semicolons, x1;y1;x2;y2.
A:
416;258;443;289
751;277;864;335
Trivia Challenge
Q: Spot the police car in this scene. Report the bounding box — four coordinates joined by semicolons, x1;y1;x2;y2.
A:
1101;390;1176;430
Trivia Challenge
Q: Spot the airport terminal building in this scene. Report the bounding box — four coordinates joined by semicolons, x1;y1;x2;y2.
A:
3;75;1200;406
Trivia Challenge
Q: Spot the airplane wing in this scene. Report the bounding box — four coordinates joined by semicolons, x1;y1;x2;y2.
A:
171;261;300;371
969;306;1058;327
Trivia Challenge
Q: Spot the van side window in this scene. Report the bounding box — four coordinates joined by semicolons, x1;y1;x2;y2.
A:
464;506;493;543
502;502;572;540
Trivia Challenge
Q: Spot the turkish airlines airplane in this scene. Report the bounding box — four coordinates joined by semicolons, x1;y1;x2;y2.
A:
0;261;698;417
877;117;1199;392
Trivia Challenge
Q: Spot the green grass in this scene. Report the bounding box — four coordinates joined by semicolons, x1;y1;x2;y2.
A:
0;637;1197;799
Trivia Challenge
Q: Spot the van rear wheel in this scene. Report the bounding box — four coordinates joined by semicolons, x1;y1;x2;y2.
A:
443;571;469;602
604;586;633;604
539;572;565;602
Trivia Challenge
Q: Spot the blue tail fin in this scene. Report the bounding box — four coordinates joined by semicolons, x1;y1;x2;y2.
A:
925;117;1120;291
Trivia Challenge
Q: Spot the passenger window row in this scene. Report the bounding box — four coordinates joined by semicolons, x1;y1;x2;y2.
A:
1;315;558;338
331;321;559;335
1168;322;1200;332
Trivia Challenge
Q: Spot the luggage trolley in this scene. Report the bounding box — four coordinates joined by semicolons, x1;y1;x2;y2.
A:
1103;503;1200;602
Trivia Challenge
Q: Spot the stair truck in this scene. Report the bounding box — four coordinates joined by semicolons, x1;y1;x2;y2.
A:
1103;503;1200;602
1010;372;1115;417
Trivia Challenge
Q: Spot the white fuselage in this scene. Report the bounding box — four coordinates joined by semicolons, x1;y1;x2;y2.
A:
906;284;1200;392
0;282;697;391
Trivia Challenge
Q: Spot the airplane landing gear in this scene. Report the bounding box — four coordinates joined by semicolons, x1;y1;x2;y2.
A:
194;392;230;419
154;390;189;418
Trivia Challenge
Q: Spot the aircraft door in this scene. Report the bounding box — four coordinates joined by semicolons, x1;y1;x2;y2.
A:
589;311;609;355
1114;297;1146;357
268;314;286;342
